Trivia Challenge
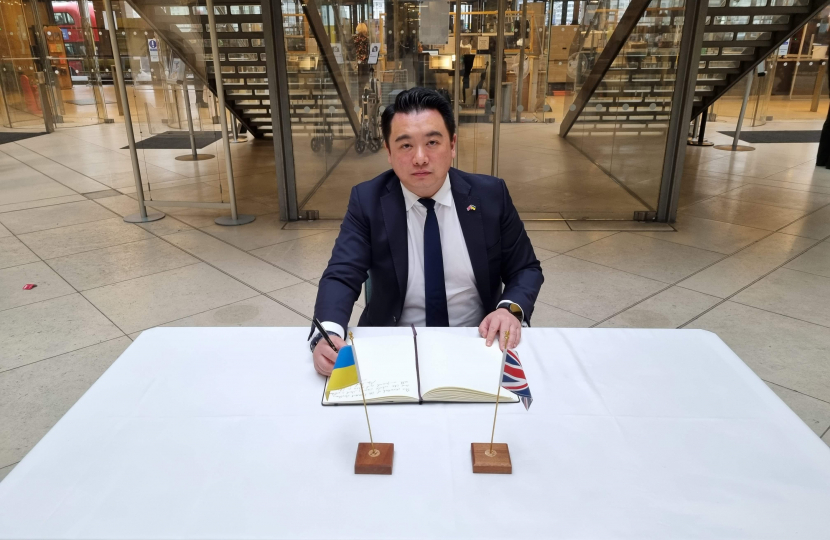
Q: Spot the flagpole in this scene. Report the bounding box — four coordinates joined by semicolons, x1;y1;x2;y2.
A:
349;332;378;457
487;330;509;457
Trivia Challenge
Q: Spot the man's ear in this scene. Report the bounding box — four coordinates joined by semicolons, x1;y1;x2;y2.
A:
386;142;392;164
451;133;457;160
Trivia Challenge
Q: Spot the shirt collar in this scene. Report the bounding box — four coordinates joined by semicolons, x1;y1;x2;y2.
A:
400;173;453;211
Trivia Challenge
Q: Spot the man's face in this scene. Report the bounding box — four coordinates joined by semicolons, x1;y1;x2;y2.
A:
386;109;456;199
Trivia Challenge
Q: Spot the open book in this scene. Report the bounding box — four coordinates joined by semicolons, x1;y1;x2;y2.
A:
322;329;518;405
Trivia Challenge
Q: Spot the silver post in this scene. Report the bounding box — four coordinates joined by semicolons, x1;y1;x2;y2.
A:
36;72;55;133
103;0;164;223
206;0;255;226
732;71;753;151
183;79;197;158
176;77;215;161
788;25;808;99
452;0;461;168
79;0;109;122
515;0;527;123
228;109;246;143
491;0;505;177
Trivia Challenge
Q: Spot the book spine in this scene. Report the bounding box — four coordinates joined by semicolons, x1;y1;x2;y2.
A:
411;324;423;403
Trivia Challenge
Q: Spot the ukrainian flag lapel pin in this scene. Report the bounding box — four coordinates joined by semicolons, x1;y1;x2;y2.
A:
467;204;476;212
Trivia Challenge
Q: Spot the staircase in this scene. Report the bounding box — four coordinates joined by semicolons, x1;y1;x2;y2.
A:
560;0;830;136
124;0;354;143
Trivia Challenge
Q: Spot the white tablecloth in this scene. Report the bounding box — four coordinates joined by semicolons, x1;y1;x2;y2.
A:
1;327;829;539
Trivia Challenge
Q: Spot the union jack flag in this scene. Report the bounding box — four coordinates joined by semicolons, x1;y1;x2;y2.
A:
502;349;533;410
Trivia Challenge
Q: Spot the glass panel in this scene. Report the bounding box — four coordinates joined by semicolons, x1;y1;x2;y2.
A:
289;0;463;217
736;31;771;40
497;0;559;200
231;5;261;14
713;16;750;25
213;23;239;32
722;46;754;54
709;56;774;127
0;0;114;129
0;0;45;128
104;0;280;219
703;32;734;41
753;15;789;24
566;0;688;218
709;60;740;68
455;6;500;177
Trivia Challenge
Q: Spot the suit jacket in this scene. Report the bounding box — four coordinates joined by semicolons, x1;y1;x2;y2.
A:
314;167;544;331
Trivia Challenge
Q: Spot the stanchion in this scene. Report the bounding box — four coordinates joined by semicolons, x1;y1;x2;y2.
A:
688;111;714;147
102;0;164;224
228;111;247;144
176;76;215;161
715;71;755;152
206;0;255;226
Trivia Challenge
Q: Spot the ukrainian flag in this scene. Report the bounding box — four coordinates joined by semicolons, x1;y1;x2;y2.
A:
325;345;359;399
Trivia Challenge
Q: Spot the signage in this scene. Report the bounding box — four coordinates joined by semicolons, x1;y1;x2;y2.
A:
331;42;344;64
477;36;489;50
148;38;159;62
368;42;380;64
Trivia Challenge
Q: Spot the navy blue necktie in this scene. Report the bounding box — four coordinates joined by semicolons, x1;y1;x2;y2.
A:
419;198;449;327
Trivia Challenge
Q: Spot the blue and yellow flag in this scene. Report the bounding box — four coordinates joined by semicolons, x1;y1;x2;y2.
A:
325;345;360;399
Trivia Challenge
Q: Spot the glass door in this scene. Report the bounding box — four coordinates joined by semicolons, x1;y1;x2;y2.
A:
455;2;499;175
0;0;48;129
41;0;112;127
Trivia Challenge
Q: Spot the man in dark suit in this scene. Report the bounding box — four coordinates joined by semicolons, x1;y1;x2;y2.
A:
310;87;543;375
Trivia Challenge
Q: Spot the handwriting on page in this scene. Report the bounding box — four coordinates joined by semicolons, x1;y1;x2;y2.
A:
329;380;411;401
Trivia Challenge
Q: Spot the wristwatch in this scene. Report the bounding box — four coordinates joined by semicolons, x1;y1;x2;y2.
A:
500;301;524;322
309;330;341;353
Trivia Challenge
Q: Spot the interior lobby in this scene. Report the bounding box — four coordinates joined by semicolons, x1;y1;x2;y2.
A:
2;0;830;497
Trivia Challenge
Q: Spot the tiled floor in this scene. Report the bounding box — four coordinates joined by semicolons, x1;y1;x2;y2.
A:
2;118;830;484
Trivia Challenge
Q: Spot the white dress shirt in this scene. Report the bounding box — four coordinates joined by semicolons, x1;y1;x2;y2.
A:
398;173;484;327
312;174;523;345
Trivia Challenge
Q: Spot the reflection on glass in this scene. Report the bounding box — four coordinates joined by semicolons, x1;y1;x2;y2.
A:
0;0;47;127
566;0;686;218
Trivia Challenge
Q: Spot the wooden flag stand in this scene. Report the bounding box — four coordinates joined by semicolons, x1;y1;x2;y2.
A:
355;443;394;474
350;332;394;475
472;331;512;474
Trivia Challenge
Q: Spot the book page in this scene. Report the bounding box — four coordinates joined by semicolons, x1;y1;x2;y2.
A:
416;331;517;401
323;335;420;404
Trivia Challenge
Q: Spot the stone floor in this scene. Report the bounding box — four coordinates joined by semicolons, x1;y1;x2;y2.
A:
2;117;830;484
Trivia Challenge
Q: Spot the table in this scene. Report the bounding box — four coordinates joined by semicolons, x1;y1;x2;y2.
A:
1;327;829;539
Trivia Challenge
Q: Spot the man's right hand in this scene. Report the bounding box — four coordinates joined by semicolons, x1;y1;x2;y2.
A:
313;334;348;376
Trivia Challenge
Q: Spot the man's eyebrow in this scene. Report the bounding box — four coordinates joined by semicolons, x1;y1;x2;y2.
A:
394;134;412;142
426;131;444;138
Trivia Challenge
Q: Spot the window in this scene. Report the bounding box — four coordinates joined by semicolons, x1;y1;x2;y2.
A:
54;12;76;25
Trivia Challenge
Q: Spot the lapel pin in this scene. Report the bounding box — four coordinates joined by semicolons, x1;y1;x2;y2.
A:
467;204;476;212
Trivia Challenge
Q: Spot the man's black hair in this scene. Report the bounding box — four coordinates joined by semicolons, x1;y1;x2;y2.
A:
381;87;456;146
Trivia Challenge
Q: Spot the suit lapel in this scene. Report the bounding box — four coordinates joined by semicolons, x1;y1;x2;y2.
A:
451;169;492;310
381;176;408;301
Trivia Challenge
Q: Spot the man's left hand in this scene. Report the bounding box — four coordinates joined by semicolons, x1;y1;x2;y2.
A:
479;308;521;351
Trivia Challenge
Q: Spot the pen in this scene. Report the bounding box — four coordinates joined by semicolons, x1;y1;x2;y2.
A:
313;317;339;353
